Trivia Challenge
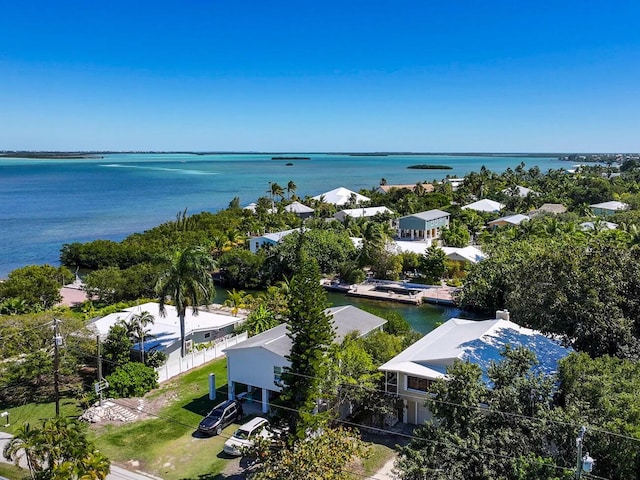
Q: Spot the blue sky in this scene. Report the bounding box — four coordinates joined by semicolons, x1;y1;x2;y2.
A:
1;0;639;152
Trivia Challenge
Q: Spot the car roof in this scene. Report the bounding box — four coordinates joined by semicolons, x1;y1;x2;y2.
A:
215;399;238;410
239;417;269;430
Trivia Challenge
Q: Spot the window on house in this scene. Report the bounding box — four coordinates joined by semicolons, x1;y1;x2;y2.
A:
274;366;283;386
386;372;398;393
407;376;432;392
204;332;211;339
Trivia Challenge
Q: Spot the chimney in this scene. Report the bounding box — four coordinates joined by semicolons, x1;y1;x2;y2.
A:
496;309;510;321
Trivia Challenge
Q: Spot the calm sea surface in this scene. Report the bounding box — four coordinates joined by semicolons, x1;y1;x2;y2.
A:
0;153;567;278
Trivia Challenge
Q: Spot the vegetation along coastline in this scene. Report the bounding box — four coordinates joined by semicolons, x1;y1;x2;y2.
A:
1;155;640;479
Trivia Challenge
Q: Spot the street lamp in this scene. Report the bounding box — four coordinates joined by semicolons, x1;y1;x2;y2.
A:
575;426;595;479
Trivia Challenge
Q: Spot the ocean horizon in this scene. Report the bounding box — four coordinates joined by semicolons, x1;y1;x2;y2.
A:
0;152;568;277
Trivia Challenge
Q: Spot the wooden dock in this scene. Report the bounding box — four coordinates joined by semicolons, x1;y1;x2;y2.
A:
323;280;457;306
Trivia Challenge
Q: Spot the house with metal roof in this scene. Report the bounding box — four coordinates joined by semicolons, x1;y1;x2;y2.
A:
334;206;393;222
312;187;370;206
284;201;314;219
590;201;629;216
528;203;567;217
248;228;301;253
397;209;450;242
488;214;530;228
501;185;539;197
461;199;505;213
224;305;386;414
378;310;570;425
376;183;434;194
392;241;484;265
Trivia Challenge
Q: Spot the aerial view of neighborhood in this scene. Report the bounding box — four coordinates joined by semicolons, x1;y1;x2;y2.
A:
1;2;639;480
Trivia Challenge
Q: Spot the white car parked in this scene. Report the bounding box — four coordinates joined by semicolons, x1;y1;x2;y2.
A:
223;417;271;456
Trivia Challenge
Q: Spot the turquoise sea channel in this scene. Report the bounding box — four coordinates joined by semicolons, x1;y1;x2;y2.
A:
0;152;568;278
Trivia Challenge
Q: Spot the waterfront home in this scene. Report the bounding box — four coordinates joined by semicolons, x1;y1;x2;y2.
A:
376;183;434;194
397;209;450;242
249;228;301;253
444;178;465;190
461;199;505;213
224;305;387;414
393;241;484;265
487;213;530;228
90;302;245;364
312;187;370;206
378;310;570;425
590;201;629;216
283;201;314;219
334;206;393;222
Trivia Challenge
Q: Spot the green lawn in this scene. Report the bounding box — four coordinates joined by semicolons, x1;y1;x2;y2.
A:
1;397;80;435
0;463;30;480
91;357;240;480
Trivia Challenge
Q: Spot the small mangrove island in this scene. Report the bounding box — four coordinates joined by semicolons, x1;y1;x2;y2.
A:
407;164;453;170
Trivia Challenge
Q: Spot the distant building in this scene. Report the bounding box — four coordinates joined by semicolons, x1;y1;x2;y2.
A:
334;206;393;222
445;178;465;190
528;203;567;217
393;242;484;265
579;221;618;231
488;214;530;228
312;187;370;206
376;183;434;194
379;311;571;425
501;185;539;197
590;201;629;216
284;201;314;219
397;209;450;242
461;199;505;213
249;228;301;253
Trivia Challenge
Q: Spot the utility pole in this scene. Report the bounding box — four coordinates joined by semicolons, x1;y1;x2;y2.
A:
53;318;63;417
96;335;103;407
575;426;595;479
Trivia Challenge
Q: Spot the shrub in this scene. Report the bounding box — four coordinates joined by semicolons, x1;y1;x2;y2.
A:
105;362;158;398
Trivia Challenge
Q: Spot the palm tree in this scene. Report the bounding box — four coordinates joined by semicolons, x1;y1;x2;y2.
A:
124;310;155;364
286;180;297;200
3;423;42;479
224;288;248;317
268;182;284;204
156;246;216;358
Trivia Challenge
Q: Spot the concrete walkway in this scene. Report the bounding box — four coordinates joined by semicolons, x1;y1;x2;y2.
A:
371;455;398;479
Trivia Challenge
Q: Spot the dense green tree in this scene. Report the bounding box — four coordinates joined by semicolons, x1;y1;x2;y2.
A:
156;246;216;358
122;310;155;364
249;427;369;480
224;288;249;316
102;323;133;375
83;266;125;305
0;264;73;312
419;246;447;284
218;249;265;288
440;220;471;247
278;253;335;439
241;304;280;336
3;417;110;480
105;362;158;398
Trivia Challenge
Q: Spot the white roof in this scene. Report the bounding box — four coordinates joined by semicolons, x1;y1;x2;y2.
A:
284;201;314;214
461;199;505;213
312;187;370;206
257;228;301;243
400;209;450;222
243;202;257;212
501;185;538;197
579;221;618;231
225;305;386;357
488;214;530;226
336;206;392;219
392;242;484;264
89;302;243;352
590;201;629;211
379;317;570;382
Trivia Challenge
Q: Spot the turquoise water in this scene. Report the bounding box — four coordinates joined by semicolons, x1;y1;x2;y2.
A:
0;153;566;277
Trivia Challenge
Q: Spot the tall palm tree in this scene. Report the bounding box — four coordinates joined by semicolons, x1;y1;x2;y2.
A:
156;246;216;358
286;180;297;200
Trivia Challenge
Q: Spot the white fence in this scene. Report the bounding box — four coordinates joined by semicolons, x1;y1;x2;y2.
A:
156;332;248;383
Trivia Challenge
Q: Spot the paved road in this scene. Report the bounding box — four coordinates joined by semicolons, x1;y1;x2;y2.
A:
1;431;163;480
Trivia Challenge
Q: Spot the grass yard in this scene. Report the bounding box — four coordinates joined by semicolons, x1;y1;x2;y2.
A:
91;357;242;480
0;463;30;480
1;397;80;435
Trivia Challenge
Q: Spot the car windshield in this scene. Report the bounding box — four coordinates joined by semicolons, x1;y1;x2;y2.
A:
207;409;224;419
233;428;250;440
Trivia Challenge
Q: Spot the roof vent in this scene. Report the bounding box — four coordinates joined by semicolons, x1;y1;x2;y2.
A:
496;309;510;321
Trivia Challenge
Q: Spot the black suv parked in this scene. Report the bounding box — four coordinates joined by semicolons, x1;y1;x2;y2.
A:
198;399;243;436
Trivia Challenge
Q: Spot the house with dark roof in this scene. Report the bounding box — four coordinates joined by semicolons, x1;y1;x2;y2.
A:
224;305;387;414
378;310;570;425
397;209;450;242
